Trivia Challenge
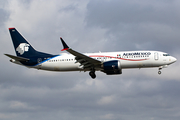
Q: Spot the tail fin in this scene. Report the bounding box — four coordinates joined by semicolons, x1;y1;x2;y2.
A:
9;28;39;58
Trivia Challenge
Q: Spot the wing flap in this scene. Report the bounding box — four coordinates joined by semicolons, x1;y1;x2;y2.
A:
68;48;101;64
4;54;30;61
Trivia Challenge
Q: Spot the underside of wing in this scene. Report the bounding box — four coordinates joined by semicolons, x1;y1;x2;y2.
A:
68;48;102;70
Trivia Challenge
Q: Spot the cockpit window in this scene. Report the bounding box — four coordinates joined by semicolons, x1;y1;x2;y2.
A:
163;54;170;56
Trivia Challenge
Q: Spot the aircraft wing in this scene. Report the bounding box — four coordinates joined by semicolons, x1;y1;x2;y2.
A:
60;38;102;69
4;54;30;61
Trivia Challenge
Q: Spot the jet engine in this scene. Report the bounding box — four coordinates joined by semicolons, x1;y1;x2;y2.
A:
102;60;122;75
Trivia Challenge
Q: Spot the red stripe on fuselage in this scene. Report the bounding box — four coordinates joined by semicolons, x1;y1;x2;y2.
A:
89;55;149;61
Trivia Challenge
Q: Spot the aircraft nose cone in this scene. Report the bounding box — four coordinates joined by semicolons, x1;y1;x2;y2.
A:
172;57;177;63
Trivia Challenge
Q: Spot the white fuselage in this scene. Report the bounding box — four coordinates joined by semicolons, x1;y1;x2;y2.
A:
23;51;176;72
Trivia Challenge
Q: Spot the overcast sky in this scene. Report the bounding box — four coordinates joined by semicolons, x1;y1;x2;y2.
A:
1;0;180;120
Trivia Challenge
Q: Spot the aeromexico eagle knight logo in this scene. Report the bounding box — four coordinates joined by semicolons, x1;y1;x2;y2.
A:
16;43;30;55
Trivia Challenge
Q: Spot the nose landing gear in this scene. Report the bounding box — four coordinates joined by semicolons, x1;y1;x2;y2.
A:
158;67;162;75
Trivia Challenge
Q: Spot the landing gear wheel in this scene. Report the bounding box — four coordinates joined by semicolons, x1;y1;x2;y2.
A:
158;67;162;75
158;71;161;75
89;71;96;79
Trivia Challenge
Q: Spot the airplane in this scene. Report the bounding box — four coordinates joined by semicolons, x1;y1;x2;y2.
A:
5;28;177;79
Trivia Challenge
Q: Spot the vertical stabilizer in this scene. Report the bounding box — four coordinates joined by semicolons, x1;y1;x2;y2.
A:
9;28;38;58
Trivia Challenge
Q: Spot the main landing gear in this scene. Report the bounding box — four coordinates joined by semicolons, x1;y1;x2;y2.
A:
89;69;96;79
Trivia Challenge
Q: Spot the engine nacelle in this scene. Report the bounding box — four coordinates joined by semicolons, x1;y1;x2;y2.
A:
102;60;122;75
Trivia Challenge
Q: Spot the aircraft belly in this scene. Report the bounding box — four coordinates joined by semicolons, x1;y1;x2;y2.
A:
121;60;153;68
41;62;80;71
59;64;80;71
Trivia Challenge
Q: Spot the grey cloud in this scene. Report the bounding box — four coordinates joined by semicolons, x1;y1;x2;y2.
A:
1;75;180;120
86;0;180;29
85;0;180;53
0;8;9;27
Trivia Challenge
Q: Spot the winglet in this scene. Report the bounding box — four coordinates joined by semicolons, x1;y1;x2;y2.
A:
60;37;69;51
9;27;15;30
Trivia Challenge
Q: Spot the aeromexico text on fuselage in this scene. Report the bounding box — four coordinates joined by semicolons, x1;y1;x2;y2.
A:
123;52;151;56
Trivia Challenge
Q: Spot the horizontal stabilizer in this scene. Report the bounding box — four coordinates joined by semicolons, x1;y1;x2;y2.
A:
4;54;30;61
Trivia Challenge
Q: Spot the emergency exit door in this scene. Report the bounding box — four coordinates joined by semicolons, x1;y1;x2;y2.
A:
154;52;159;60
